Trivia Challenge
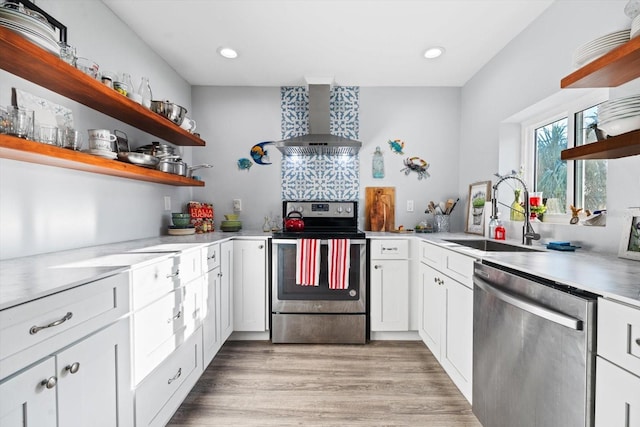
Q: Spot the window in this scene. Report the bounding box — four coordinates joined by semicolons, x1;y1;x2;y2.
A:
522;91;607;218
575;106;607;212
534;117;568;211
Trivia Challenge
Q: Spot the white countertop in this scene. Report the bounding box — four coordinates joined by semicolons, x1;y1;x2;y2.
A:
1;230;638;310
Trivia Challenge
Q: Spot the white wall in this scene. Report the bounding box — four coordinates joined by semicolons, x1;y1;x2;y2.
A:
0;0;194;259
190;86;461;231
459;0;640;253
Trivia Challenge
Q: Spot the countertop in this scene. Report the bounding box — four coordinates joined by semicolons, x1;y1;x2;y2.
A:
1;230;638;310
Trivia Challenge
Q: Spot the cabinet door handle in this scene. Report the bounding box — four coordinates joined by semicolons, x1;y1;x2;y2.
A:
41;376;57;389
258;244;264;249
167;310;182;323
374;265;382;269
636;338;640;347
218;272;223;277
208;254;216;260
166;269;180;279
65;362;80;374
168;368;182;384
30;312;73;335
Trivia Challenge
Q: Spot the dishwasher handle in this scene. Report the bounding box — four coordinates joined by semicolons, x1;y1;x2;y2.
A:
474;275;583;330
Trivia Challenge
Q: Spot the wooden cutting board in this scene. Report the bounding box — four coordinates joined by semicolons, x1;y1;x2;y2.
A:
365;187;395;231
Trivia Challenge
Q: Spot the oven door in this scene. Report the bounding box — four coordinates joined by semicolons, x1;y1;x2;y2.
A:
271;238;367;314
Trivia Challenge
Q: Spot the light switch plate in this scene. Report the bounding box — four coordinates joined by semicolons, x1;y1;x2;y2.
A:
407;200;414;212
233;199;242;211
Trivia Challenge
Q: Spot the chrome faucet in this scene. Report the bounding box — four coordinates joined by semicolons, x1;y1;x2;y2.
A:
492;172;541;245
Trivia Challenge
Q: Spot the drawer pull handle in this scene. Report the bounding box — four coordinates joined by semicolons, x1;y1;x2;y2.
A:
41;376;57;389
208;254;216;260
168;310;182;323
382;247;398;252
374;265;382;269
218;272;223;277
168;368;182;384
166;269;180;279
65;362;80;374
30;312;73;335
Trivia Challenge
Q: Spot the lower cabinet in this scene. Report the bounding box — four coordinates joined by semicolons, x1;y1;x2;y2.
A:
418;241;474;402
135;327;204;427
203;243;223;366
595;297;640;426
369;239;410;332
0;319;133;427
233;239;268;332
220;240;234;342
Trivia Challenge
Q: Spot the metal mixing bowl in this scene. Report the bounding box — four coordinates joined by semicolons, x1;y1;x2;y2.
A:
150;100;187;126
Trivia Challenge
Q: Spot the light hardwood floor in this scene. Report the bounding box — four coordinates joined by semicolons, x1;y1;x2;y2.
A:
167;340;481;426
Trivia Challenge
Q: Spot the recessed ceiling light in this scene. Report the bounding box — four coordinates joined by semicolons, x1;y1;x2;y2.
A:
424;47;445;59
218;47;238;59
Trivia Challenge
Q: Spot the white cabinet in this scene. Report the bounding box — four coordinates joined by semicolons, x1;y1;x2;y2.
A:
233;239;268;332
220;240;234;342
130;250;204;385
0;319;132;427
135;327;204;427
418;240;474;402
0;357;57;426
0;273;132;426
203;243;223;366
595;298;640;426
369;239;409;332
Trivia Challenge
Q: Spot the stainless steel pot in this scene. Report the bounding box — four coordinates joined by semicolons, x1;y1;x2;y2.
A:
157;157;187;175
150;100;187;126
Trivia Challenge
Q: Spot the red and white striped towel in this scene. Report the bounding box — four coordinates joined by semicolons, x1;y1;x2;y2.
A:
328;239;351;289
296;239;320;286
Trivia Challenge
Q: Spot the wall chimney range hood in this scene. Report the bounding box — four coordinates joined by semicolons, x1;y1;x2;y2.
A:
276;84;362;156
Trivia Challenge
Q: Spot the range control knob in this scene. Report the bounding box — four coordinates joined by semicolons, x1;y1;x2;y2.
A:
346;206;353;213
336;206;344;214
297;206;304;213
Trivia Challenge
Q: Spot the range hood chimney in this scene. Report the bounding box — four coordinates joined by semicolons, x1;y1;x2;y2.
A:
275;84;362;156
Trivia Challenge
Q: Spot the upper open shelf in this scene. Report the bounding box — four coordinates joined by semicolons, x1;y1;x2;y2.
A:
560;36;640;160
0;26;205;147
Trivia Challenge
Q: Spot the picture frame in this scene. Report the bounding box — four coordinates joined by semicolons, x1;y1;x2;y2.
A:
465;181;492;236
618;208;640;261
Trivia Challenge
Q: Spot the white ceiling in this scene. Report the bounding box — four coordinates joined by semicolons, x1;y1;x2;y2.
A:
102;0;554;87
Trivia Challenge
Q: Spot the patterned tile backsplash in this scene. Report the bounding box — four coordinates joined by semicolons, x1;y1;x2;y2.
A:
280;86;360;201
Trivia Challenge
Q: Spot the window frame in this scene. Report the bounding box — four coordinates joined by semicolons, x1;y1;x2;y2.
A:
520;90;608;220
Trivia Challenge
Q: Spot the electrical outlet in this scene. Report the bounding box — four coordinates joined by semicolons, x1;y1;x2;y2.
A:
233;199;242;212
164;196;171;211
407;200;414;212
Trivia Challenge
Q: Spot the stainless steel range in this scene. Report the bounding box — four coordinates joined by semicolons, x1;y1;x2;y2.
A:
271;200;368;344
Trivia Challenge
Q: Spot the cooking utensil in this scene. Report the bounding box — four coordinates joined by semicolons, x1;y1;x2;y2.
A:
114;130;160;168
157;157;187;175
284;211;304;232
187;164;213;178
150;100;187;126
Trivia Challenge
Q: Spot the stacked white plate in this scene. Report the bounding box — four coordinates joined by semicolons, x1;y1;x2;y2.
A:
573;29;630;68
598;95;640;136
0;4;59;55
632;14;640;39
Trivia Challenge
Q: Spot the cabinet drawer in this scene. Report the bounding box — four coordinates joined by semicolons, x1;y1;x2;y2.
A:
178;249;203;285
135;327;203;427
205;243;220;271
132;279;202;384
598;298;640;376
370;239;409;259
595;356;640;426
419;240;441;269
441;250;475;288
131;257;179;310
0;273;129;379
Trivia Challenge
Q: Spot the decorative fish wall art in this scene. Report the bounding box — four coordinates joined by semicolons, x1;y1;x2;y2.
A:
250;141;274;165
237;158;253;171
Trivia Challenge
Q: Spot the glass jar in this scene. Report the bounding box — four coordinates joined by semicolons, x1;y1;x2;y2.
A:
372;146;384;179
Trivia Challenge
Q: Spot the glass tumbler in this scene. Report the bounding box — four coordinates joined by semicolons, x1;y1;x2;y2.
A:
7;106;34;139
38;125;59;145
59;128;83;150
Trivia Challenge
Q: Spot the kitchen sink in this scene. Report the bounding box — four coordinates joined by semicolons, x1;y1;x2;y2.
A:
442;239;541;253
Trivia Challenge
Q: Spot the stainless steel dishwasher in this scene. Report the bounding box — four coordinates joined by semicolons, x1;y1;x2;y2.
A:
472;261;598;427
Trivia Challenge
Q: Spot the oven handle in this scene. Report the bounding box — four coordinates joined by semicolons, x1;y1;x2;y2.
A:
474;275;583;330
272;239;367;245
